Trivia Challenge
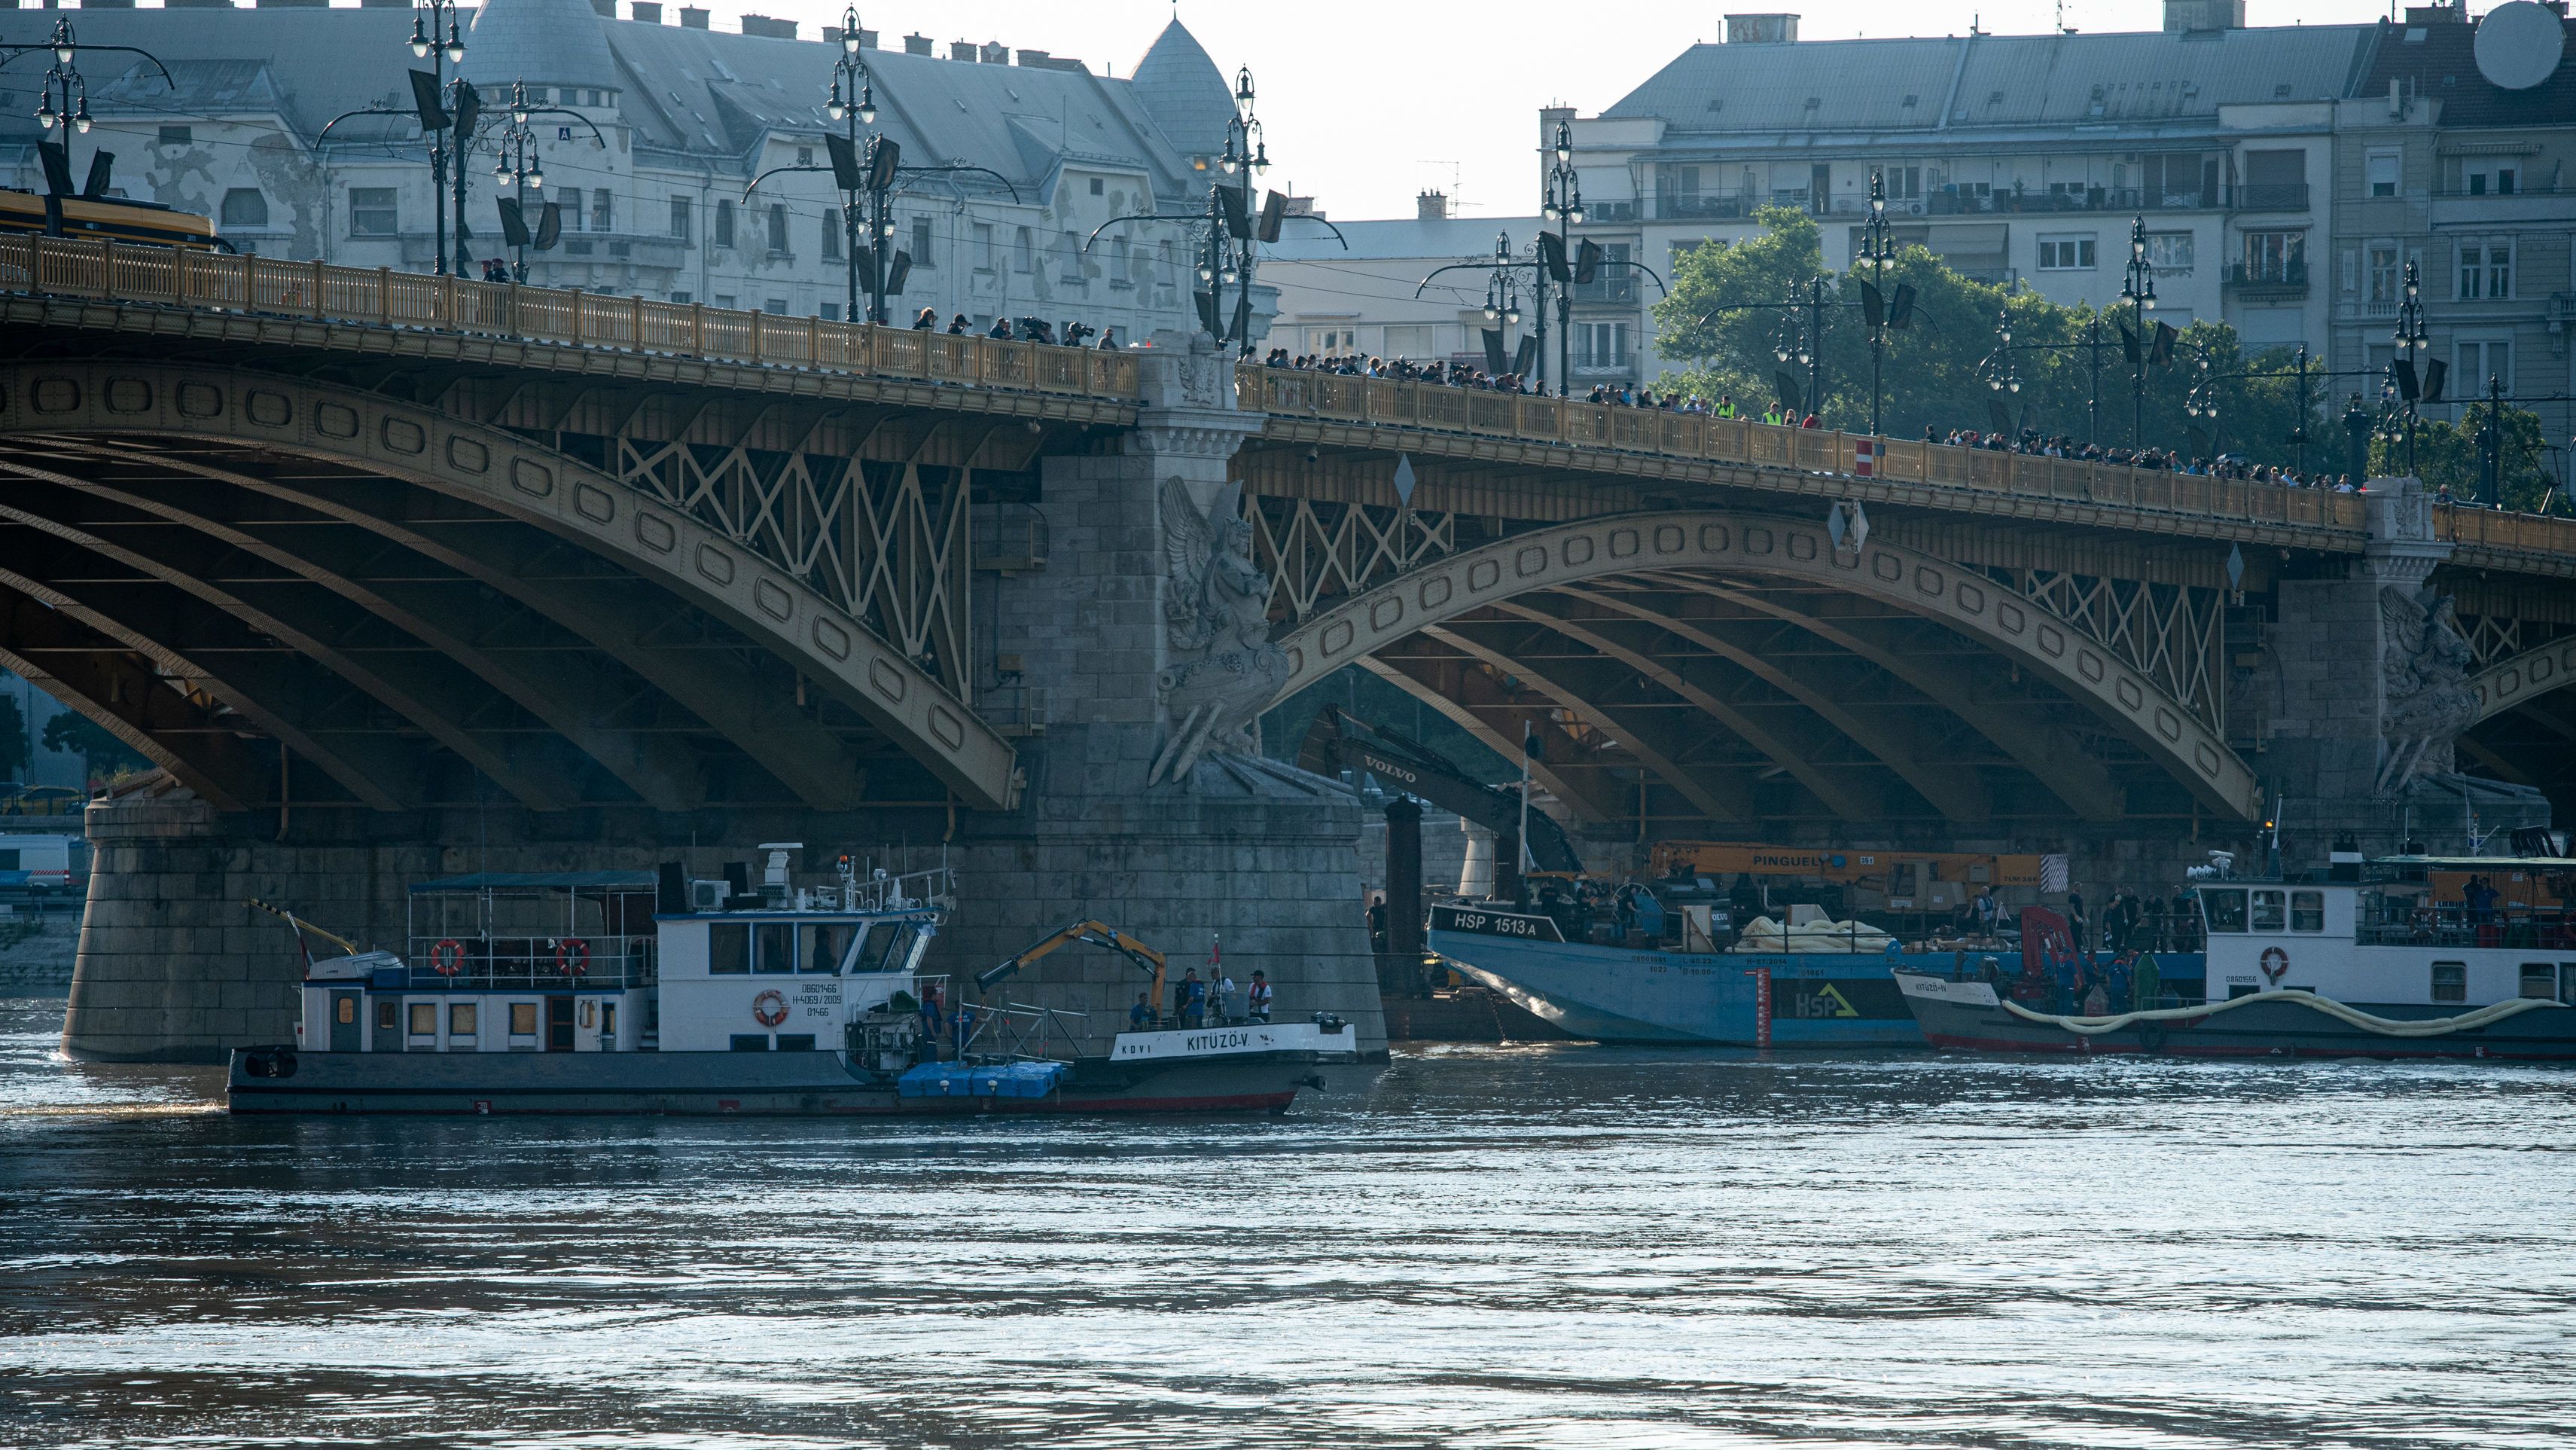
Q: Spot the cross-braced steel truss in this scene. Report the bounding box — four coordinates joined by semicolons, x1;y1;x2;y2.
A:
614;435;971;699
1994;569;2225;731
1245;494;1457;623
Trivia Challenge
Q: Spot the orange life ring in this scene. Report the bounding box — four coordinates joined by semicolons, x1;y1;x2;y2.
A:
429;939;465;976
556;937;590;977
751;989;788;1027
2259;945;2289;982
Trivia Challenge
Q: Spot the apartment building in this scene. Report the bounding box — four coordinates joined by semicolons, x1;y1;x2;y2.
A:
8;2;1249;341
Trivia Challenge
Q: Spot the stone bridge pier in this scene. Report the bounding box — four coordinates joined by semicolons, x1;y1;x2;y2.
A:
59;333;1384;1063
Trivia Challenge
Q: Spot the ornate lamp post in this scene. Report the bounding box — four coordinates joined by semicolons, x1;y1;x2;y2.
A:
402;0;477;276
1215;66;1268;356
490;86;544;282
8;18;172;214
823;8;879;322
1855;168;1900;436
1539;120;1583;396
2391;258;2431;477
2118;215;2157;446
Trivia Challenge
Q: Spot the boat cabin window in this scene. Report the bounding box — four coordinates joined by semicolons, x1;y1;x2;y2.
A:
376;999;400;1034
708;922;749;974
2200;889;2248;933
449;1003;477;1036
864;923;917;972
2251;890;2285;933
407;1003;437;1036
510;1002;539;1036
776;1033;817;1052
755;922;794;974
2431;961;2467;1003
801;922;856;974
2291;890;2324;933
729;1033;770;1052
335;996;356;1026
2520;964;2556;999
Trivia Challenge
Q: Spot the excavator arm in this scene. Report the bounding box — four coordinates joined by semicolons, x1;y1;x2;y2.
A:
975;919;1171;1015
1297;706;1581;873
243;896;361;958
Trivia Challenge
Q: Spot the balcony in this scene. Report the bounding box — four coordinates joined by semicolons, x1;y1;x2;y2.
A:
1570;354;1636;380
1581;200;1639;223
1568;273;1639;306
1654;194;1754;221
2230;183;2310;212
2224;259;2309;297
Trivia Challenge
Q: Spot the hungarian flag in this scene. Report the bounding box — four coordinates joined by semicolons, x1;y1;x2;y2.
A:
1853;438;1878;478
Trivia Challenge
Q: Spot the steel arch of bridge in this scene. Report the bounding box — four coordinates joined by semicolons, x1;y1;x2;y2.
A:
2471;636;2576;724
1270;511;2264;822
0;362;1018;811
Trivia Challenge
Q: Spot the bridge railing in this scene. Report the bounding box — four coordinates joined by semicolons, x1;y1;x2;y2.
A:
0;234;1141;403
2434;505;2576;563
1239;365;2370;536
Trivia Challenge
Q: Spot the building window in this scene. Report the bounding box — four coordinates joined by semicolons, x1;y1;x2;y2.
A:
821;214;841;260
156;124;193;146
767;203;788;255
449;1003;477;1036
910;216;934;267
2464;164;2517;196
709;922;749;974
2291;891;2324;933
973;221;995;270
2242;230;2304;283
820;301;841;321
408;1002;437;1036
2142;232;2193;273
1574;321;1629;371
714;200;735;249
1304;327;1357;354
669;195;691;240
763;297;788;316
2365;149;2401;199
2037;234;2096;270
1088;176;1104;195
2367;243;2399;305
591;190;614;233
509;1002;539;1036
2455;340;2511;394
349;187;398;237
556;188;584;232
670;290;693;304
1014;225;1034;272
2455;237;2511;300
2430;961;2466;1003
218;188;269;230
1383;325;1436;358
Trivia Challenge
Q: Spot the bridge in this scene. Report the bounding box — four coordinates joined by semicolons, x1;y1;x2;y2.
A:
6;234;2571;1058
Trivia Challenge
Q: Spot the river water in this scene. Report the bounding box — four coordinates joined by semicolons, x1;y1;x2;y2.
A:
3;992;2572;1449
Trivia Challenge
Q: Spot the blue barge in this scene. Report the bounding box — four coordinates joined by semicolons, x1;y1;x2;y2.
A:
1427;902;2206;1047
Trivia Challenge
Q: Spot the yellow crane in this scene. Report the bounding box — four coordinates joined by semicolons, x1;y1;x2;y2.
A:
974;919;1171;1017
242;896;362;962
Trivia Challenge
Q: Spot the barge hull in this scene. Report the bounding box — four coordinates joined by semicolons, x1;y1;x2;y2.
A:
1897;975;2576;1061
228;1049;1349;1116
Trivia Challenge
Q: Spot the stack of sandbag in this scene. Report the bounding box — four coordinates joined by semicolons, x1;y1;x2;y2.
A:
1733;915;1898;954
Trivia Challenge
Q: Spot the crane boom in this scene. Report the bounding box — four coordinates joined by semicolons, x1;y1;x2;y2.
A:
976;920;1172;1017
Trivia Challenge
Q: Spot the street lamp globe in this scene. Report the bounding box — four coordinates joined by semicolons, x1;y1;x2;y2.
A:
857;88;876;124
410;17;431;57
528;167;543;188
445;29;465;63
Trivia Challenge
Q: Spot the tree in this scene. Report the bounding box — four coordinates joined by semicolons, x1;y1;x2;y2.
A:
1649;205;2328;464
41;711;148;785
2370;403;2556;509
0;695;24;783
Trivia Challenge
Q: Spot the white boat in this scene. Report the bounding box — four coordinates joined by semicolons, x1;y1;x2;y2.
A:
229;846;1361;1114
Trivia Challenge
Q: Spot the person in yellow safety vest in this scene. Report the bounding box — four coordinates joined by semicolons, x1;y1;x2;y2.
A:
1761;403;1783;426
1715;395;1736;418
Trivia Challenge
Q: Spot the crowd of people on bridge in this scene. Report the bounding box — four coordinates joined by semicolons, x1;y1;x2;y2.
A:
1257;350;2460;499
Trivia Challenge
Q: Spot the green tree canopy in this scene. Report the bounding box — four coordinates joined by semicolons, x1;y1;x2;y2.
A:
1648;204;2331;469
2368;402;2558;510
41;711;148;784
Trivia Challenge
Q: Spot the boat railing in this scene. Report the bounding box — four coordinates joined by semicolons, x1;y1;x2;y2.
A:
401;933;658;989
2355;905;2576;949
836;865;954;914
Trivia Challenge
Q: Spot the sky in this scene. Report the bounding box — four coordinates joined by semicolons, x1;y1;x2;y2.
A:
742;0;2407;218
